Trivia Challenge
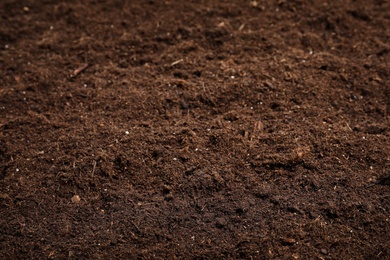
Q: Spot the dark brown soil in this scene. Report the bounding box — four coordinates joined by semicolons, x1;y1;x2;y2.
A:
1;0;389;259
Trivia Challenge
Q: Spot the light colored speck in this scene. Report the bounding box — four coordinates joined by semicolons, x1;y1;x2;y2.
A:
173;158;178;161
50;26;54;30
16;168;19;172
84;84;87;87
195;148;199;151
125;131;129;135
231;76;235;79
5;44;9;49
250;107;253;109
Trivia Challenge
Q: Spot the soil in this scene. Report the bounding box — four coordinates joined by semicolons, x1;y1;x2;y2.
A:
0;0;389;259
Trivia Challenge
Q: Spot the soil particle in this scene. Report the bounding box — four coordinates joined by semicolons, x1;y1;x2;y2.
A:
215;217;227;228
321;249;328;255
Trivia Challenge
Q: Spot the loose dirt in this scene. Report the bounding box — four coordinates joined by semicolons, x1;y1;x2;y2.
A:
1;0;389;259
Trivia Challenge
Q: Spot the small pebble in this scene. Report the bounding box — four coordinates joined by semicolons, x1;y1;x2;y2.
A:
71;195;81;203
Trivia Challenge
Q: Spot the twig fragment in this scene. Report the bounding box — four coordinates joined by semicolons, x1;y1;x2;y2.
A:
70;63;89;78
91;160;97;177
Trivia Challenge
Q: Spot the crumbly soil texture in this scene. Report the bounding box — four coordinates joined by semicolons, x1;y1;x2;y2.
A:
1;0;389;259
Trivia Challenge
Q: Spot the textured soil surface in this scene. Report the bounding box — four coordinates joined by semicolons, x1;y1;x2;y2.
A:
1;0;389;259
